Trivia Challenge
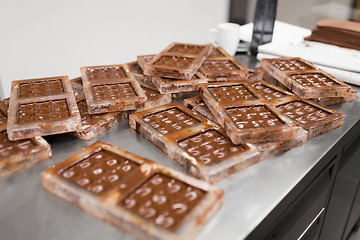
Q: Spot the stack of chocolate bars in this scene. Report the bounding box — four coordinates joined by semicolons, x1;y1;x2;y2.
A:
0;42;356;240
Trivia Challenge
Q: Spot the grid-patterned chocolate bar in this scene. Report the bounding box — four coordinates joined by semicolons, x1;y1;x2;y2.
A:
260;57;354;98
199;82;306;144
271;96;344;138
81;64;147;114
261;68;357;106
42;141;223;240
0;99;52;177
7;76;82;140
143;43;212;80
199;47;249;81
129;102;260;183
183;96;219;125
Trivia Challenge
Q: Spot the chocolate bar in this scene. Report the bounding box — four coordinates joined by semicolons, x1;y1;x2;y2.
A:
129;102;261;183
271;95;344;138
73;97;127;140
260;57;354;99
42;141;223;240
143;42;212;80
199;47;249;81
199;82;306;144
261;67;357;106
80;64;147;114
138;54;209;94
7;76;82;141
183;96;307;159
0;99;52;177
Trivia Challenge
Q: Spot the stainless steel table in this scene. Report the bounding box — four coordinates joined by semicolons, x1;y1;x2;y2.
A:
1;57;360;240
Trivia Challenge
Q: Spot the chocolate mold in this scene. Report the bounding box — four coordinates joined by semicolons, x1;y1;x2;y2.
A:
129;102;262;183
42;141;223;240
199;47;249;81
7;76;82;140
260;57;354;98
199;82;306;144
272;95;345;138
81;64;147;114
72;96;127;141
143;43;212;80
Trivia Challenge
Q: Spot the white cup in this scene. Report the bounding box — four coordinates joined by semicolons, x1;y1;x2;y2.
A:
208;23;241;56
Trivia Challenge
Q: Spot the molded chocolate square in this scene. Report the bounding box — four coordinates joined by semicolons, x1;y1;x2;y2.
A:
260;57;354;98
271;96;345;138
143;42;212;80
42;141;223;240
81;64;147;114
199;83;306;144
129;102;261;182
7;76;82;140
199;47;249;81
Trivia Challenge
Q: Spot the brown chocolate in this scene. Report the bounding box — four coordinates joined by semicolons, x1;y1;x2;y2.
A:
143;42;212;80
61;149;140;195
7;76;82;140
81;64;147;114
273;96;344;138
42;141;223;240
121;172;205;231
129;103;260;183
208;84;258;102
260;57;354;99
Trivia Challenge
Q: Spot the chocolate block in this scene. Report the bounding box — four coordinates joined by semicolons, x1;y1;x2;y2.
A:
143;42;212;80
73;97;127;140
261;67;357;106
137;54;155;71
272;96;344;138
81;64;147;114
0;100;51;177
260;57;354;98
129;103;261;183
199;82;306;144
42;141;223;240
199;47;249;81
7;76;82;140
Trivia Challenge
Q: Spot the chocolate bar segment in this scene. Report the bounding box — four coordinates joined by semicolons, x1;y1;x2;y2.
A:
81;64;147;114
7;76;82;140
129;103;260;183
199;47;249;81
42;141;223;240
199;82;306;144
260;57;354;98
143;42;212;80
272;96;344;138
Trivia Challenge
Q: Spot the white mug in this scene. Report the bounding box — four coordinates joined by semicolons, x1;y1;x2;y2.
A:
208;23;240;56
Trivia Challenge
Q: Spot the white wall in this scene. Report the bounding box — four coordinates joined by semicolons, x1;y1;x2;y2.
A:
0;0;230;98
